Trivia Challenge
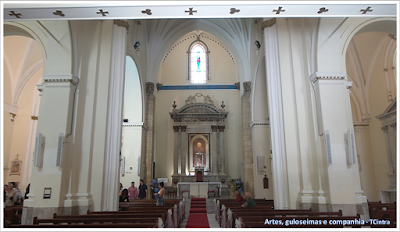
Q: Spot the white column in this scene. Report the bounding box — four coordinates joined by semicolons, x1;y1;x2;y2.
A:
102;20;128;211
180;126;187;175
219;126;226;174
211;125;218;174
263;18;289;209
173;126;180;175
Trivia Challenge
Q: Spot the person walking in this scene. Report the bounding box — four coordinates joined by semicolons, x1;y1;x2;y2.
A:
128;181;138;200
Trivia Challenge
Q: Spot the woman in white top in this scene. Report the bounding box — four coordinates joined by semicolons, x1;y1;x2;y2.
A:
5;184;17;206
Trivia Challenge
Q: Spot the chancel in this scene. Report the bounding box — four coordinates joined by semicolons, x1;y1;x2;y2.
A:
2;1;397;229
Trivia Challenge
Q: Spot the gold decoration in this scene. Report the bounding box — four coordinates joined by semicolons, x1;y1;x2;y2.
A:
262;18;276;29
31;116;38;120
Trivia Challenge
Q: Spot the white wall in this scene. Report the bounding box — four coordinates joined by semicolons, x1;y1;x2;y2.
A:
251;56;273;199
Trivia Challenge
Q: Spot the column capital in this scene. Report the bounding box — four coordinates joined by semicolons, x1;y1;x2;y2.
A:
173;126;180;132
218;125;225;132
211;125;218;132
381;125;388;133
114;20;130;31
262;18;276;29
146;82;155;96
390;122;396;128
243;81;251;93
180;125;187;132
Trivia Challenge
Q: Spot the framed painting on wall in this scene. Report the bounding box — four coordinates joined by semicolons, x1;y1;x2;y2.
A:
10;155;22;176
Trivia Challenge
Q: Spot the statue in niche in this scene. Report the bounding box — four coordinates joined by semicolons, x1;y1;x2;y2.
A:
195;142;205;167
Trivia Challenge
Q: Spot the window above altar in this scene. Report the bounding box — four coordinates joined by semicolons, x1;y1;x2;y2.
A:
188;39;210;84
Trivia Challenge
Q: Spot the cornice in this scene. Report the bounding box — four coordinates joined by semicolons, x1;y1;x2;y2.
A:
310;72;346;84
353;123;369;127
43;74;79;86
250;120;270;129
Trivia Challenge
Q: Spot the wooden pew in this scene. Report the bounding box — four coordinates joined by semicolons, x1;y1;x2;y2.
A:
33;216;160;225
3;205;23;224
368;202;396;219
6;222;159;228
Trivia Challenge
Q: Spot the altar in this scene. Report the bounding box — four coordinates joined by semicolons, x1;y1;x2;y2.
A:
177;182;221;197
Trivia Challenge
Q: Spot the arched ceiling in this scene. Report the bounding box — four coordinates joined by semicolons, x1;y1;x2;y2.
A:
3;35;43;105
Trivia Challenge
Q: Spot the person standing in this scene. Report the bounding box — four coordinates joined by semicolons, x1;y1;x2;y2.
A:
138;179;148;199
128;181;138;200
153;182;165;206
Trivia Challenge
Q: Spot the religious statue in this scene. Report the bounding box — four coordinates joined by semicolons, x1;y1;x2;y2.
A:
195;142;205;167
185;95;196;104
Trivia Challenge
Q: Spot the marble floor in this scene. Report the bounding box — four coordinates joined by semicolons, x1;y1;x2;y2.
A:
179;196;221;228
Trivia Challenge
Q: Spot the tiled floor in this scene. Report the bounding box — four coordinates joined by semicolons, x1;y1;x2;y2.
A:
179;196;222;228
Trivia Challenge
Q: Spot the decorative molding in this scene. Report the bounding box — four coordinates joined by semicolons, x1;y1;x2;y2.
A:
161;85;237;90
211;125;218;132
318;7;329;14
360;6;373;14
243;81;251;92
353;123;369;127
273;7;285;14
4;4;396;21
230;8;240;14
145;82;155;96
53;10;65;17
156;83;163;91
114;20;130;31
310;72;346;84
390;122;396;128
381;125;388;133
3;102;19;114
31;116;38;120
43;74;79;86
250;121;270;129
173;126;180;132
218;125;225;132
235;82;240;90
262;18;276;29
180;125;187;132
10;113;16;122
170;95;228;123
185;7;197;15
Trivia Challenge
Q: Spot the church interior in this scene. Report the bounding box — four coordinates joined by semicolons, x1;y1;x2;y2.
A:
2;2;398;228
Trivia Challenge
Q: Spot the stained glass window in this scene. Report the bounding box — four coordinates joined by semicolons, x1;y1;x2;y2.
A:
190;43;207;84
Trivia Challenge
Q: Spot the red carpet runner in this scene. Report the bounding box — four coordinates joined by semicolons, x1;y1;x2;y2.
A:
185;198;210;228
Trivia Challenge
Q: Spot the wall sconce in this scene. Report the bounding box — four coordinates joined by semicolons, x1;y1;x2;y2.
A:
134;41;140;51
255;40;261;50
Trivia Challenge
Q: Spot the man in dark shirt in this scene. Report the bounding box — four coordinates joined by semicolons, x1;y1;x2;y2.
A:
241;192;256;207
235;190;244;202
138;179;148;199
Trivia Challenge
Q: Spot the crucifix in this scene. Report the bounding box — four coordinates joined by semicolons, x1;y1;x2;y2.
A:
360;6;373;14
9;11;22;18
185;7;197;15
96;9;109;16
141;9;152;15
273;7;285;14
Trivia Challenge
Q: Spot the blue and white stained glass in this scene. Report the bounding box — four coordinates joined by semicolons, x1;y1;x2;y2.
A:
190;43;206;84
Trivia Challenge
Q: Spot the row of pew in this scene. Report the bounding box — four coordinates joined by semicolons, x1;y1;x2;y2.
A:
368;201;396;228
5;199;185;228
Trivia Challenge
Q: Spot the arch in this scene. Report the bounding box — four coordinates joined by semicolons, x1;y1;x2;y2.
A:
143;19;245;84
124;56;143;122
340;18;397;73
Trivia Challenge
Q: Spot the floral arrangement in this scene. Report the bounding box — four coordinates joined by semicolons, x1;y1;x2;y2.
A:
235;179;244;192
150;179;159;193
